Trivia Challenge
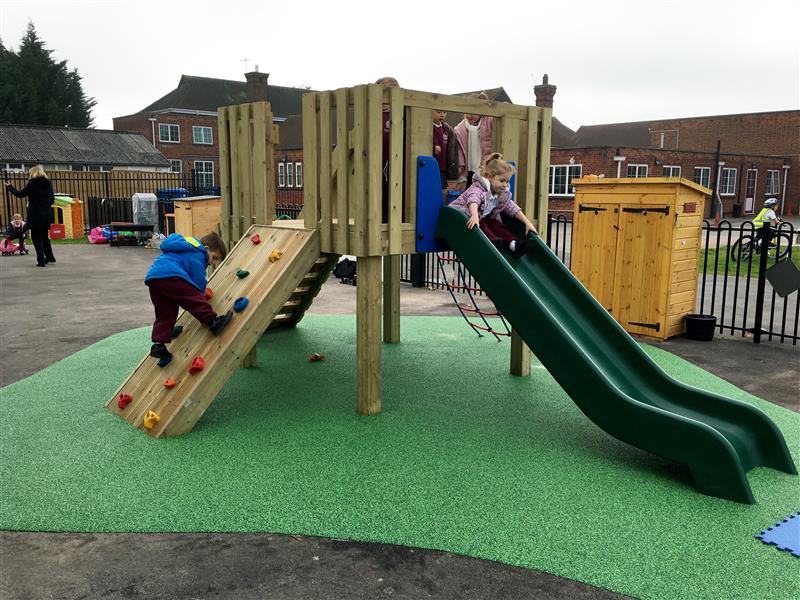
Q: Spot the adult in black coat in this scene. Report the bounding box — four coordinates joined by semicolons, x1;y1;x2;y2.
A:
4;166;56;267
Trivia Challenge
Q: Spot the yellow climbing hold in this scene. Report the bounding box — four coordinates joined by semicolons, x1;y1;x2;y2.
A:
269;249;283;263
143;410;161;430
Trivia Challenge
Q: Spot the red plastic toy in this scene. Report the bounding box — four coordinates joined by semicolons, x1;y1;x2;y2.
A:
163;378;177;388
118;393;133;409
189;356;205;374
204;287;214;299
250;233;261;244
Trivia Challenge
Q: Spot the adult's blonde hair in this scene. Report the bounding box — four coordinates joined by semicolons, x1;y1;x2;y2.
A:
479;152;516;178
28;165;48;180
464;92;490;118
375;77;399;87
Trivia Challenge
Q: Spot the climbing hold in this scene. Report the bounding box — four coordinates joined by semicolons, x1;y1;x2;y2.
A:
233;297;250;313
309;353;326;362
236;269;250;279
163;378;177;388
269;249;283;263
157;356;172;368
250;234;261;244
118;393;133;409
189;356;205;375
204;287;214;299
143;411;161;430
172;324;184;339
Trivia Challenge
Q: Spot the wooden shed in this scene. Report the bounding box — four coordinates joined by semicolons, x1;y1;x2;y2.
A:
172;195;221;237
570;177;710;340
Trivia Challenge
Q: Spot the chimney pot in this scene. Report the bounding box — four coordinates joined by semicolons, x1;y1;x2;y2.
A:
245;71;269;102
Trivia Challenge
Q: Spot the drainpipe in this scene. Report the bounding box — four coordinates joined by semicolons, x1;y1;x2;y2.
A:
148;117;157;148
780;161;790;215
710;140;722;222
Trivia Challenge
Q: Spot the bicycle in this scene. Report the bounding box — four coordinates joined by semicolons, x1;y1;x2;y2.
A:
730;228;794;262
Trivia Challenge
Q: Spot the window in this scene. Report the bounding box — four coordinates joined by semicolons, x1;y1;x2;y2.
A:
159;124;180;143
294;162;303;188
766;170;780;195
694;167;710;188
278;163;286;188
745;169;757;197
626;164;648;178
286;162;294;188
663;166;681;177
192;126;213;145
719;167;737;195
194;161;214;187
548;164;582;195
169;159;182;173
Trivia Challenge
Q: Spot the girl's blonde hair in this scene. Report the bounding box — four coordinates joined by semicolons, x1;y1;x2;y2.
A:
480;152;516;178
28;165;48;180
12;213;22;221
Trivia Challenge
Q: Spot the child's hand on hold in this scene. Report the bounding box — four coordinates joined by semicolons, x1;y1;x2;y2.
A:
467;214;479;229
525;223;539;236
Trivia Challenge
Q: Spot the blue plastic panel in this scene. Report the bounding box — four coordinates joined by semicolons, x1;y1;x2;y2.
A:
415;156;447;252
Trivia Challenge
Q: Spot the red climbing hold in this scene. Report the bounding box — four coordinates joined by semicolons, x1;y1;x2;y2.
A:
204;287;214;299
189;356;205;375
118;393;133;409
163;378;177;388
250;233;261;244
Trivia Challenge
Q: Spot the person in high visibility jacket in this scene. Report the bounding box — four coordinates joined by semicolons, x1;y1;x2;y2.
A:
752;198;782;242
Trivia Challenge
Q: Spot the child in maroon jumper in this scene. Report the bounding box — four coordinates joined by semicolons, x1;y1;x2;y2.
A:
3;213;29;254
144;231;232;361
432;110;457;189
449;153;538;258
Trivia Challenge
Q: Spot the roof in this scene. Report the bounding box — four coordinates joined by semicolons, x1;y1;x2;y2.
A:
570;121;651;148
0;124;170;167
139;75;311;119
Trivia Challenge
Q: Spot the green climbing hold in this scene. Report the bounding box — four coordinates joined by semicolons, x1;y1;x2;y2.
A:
172;325;184;339
236;269;250;279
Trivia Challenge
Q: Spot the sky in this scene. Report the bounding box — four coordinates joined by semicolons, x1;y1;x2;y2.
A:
1;0;798;132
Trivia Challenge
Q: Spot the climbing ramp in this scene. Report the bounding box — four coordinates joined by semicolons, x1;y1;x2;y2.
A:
107;224;336;438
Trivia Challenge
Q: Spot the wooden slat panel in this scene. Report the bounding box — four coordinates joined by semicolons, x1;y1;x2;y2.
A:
218;107;232;245
237;104;253;234
228;106;241;242
536;107;552;235
499;117;521;167
251;102;268;225
317;92;332;251
404;107;430;227
265;113;278;226
523;107;539;227
366;84;383;256
335;88;349;254
388;87;404;255
351;85;368;256
400;89;528;119
302;93;319;231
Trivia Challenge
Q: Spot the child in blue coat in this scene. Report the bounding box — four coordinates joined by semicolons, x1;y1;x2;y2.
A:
144;231;232;361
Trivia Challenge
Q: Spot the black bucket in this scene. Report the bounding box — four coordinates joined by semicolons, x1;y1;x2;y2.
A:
684;314;717;341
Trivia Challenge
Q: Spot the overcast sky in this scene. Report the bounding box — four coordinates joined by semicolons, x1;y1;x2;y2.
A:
2;0;798;132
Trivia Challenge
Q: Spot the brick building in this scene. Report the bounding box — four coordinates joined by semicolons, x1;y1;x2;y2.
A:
113;71;308;195
549;110;798;217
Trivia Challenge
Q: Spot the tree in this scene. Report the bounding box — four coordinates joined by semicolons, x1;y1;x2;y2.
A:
0;22;96;127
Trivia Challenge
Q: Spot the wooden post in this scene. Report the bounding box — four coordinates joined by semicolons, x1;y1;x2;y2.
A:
242;346;257;368
357;256;382;414
510;330;531;376
383;255;400;343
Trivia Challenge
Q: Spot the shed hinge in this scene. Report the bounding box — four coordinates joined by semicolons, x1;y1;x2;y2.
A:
622;206;670;215
628;321;661;331
579;205;607;213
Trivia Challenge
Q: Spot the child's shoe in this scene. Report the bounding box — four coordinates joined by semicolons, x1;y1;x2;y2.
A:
209;310;234;336
150;342;172;360
511;239;530;259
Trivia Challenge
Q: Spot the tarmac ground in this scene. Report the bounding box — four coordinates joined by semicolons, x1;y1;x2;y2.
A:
1;243;797;599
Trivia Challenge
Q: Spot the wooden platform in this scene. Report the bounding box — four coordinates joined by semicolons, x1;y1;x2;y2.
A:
106;224;324;437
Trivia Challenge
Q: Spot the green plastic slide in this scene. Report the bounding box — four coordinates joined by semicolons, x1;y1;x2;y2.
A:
435;206;796;503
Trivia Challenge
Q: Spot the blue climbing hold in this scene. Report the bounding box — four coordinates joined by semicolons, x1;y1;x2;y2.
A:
233;297;249;313
157;356;172;368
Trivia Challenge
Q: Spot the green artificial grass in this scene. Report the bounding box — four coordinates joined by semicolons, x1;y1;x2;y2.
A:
1;315;798;600
701;246;800;277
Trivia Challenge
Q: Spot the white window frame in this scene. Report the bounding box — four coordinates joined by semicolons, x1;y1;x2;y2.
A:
626;164;648;178
278;163;286;188
719;167;737;196
169;159;182;173
663;165;681;177
194;160;214;187
286;162;294;188
548;164;582;196
159;123;180;143
766;170;780;195
745;169;757;197
192;126;213;145
294;162;303;188
694;167;710;188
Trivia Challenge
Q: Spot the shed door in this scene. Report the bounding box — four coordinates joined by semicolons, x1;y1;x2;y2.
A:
570;202;619;312
612;205;672;336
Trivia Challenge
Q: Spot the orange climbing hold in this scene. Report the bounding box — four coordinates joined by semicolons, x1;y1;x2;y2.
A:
163;378;177;388
189;356;205;374
204;287;213;299
118;393;133;409
143;410;161;430
250;233;261;244
269;249;283;263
